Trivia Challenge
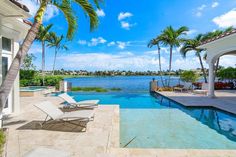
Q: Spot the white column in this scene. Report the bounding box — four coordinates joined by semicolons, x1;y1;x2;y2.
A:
208;60;215;98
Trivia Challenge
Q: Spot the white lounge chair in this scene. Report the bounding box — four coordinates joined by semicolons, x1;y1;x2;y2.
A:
59;93;99;109
34;101;95;130
193;83;208;95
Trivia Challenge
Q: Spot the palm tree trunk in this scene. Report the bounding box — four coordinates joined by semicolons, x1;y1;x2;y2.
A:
52;49;57;75
167;45;173;87
197;52;207;83
0;2;47;113
157;45;165;87
42;41;45;85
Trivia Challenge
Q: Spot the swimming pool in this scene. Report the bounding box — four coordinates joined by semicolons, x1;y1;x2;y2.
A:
20;86;55;97
67;91;236;149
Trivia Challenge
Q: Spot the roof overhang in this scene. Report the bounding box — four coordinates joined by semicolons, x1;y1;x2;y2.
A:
197;32;236;63
1;0;31;19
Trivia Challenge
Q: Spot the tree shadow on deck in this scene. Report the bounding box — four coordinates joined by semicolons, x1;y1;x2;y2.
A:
17;120;88;132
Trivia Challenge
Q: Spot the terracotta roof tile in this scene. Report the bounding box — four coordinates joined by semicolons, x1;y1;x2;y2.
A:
200;29;236;46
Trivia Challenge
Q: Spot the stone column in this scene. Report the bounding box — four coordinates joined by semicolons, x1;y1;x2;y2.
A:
208;60;215;98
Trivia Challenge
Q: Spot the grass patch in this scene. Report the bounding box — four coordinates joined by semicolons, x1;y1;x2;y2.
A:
0;129;6;154
71;87;108;92
110;88;122;91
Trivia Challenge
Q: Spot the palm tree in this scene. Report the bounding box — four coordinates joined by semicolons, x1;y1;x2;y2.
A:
147;37;165;87
180;34;208;83
159;26;189;86
0;0;100;113
35;24;53;85
47;32;68;75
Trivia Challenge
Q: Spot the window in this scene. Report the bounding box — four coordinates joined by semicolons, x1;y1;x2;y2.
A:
2;57;9;108
2;57;8;82
2;37;11;51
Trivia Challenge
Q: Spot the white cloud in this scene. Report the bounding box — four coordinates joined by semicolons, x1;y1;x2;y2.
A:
96;9;105;17
196;12;202;17
117;41;129;49
195;4;206;17
28;43;42;54
20;0;59;21
57;52;167;71
78;40;87;45
121;21;136;30
198;4;207;11
118;12;133;21
218;56;236;67
107;41;116;47
212;2;219;8
78;37;107;46
187;29;197;35
213;9;236;28
44;5;59;21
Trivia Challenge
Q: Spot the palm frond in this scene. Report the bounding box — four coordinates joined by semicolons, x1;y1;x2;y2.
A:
36;24;53;41
73;0;99;31
53;0;77;40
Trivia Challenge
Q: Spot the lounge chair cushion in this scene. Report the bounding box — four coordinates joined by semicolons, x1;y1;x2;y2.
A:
59;93;99;106
34;101;95;120
35;101;63;119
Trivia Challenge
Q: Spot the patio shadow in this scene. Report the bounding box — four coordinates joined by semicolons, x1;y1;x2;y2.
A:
17;120;88;132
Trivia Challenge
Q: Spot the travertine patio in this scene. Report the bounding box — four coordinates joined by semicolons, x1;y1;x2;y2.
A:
157;90;236;114
3;95;236;157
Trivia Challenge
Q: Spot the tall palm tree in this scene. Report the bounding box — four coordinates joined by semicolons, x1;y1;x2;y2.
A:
159;26;189;86
0;0;101;113
180;34;208;83
147;37;165;87
35;24;53;85
47;32;68;75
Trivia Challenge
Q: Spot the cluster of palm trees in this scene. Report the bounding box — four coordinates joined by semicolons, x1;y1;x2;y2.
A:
148;26;234;87
148;26;189;87
36;24;68;85
0;0;101;112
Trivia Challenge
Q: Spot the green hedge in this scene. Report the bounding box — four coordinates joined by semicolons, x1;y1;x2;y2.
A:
71;87;108;92
20;70;36;80
217;67;236;80
20;75;63;89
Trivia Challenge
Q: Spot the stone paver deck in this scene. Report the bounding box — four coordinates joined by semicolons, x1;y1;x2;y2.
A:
157;90;236;115
4;95;236;157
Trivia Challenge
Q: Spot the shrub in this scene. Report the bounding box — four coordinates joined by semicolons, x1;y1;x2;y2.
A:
158;87;173;92
71;87;108;92
217;67;236;81
110;88;122;91
20;75;63;89
0;130;5;154
180;70;199;83
20;70;36;80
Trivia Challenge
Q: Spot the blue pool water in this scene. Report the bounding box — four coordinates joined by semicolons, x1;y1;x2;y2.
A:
63;76;236;149
20;86;47;91
67;91;236;149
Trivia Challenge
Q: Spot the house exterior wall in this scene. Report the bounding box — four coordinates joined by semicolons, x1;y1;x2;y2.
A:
0;0;30;114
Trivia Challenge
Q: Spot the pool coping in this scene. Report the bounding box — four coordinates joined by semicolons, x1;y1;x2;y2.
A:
154;91;236;116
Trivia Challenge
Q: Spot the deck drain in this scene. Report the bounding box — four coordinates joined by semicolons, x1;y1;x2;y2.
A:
123;136;137;148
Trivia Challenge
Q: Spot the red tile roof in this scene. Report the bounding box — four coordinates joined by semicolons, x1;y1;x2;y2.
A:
200;29;236;46
9;0;30;12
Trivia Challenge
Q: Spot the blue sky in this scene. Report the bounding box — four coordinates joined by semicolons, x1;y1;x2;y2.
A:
22;0;236;71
